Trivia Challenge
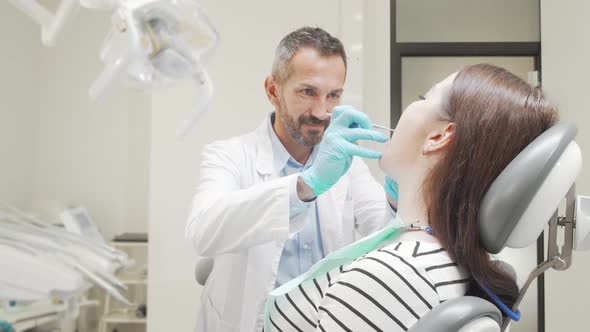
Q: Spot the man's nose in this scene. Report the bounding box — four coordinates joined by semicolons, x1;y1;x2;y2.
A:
310;99;331;121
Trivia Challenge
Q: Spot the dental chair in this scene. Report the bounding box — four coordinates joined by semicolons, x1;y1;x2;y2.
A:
195;122;588;332
409;121;586;331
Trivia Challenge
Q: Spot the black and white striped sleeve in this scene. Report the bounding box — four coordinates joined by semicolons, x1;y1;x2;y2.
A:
268;272;331;332
315;248;440;332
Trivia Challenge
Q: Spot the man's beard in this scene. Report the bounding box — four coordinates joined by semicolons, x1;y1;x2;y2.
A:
277;96;330;147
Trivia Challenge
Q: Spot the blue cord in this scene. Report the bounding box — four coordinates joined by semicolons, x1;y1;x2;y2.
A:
474;277;521;321
0;321;15;332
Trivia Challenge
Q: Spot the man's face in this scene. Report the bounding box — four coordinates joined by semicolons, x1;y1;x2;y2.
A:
275;48;346;147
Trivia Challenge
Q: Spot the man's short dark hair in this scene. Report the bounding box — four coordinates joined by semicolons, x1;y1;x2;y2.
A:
272;27;347;83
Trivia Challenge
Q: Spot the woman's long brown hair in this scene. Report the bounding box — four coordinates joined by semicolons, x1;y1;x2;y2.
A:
424;64;558;316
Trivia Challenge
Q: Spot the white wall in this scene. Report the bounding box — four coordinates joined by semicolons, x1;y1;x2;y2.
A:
0;1;39;206
541;1;590;331
396;0;539;42
361;0;391;180
146;0;388;330
31;8;151;239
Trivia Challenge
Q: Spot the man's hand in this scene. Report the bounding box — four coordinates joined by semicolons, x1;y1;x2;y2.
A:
298;106;388;198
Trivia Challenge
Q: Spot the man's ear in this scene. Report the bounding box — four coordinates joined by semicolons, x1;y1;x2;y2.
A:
264;76;281;109
423;122;455;155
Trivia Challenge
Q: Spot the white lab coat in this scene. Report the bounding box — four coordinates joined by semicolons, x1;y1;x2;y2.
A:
186;115;392;332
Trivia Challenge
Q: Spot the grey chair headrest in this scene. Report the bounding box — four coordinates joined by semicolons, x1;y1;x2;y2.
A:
494;260;517;280
195;257;214;286
479;122;582;254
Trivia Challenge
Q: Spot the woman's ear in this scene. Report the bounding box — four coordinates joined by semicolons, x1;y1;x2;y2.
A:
423;122;455;155
264;76;280;109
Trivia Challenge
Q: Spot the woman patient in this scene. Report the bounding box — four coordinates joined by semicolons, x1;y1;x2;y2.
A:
265;63;558;331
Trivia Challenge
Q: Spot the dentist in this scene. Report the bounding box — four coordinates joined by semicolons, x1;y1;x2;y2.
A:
186;27;398;332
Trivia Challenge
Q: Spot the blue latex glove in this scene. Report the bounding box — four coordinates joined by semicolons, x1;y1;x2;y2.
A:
0;320;15;332
384;176;399;201
300;106;389;196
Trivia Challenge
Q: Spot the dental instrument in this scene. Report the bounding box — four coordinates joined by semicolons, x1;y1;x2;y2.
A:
0;204;135;319
372;123;395;133
326;112;395;132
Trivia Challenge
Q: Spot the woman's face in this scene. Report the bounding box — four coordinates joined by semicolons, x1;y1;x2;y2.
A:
379;73;457;178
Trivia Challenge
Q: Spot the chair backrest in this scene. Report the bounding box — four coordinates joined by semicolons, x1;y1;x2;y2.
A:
412;122;582;331
479;122;581;253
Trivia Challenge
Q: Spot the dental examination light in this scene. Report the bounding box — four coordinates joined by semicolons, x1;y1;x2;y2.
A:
0;204;134;318
89;0;219;138
9;0;219;137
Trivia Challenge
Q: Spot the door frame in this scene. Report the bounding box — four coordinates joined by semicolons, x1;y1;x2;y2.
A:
390;1;545;331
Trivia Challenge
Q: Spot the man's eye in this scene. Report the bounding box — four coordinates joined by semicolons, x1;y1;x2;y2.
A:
302;89;315;96
329;93;341;99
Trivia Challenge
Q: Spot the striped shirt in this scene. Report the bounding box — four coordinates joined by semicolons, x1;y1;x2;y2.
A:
267;241;470;332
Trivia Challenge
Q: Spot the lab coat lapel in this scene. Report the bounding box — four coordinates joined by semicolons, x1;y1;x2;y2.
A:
254;116;277;177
